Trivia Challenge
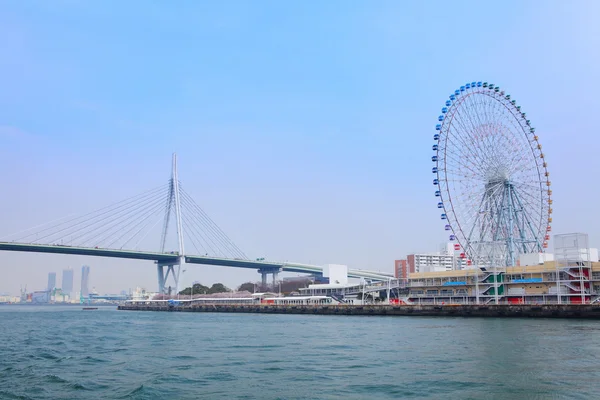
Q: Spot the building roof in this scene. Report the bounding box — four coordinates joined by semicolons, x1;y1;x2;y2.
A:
306;283;361;289
408;261;600;279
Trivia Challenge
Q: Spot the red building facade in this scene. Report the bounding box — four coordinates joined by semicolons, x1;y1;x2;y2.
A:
394;259;413;282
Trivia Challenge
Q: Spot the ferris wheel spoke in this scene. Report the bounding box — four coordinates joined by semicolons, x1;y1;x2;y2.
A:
443;118;488;173
449;100;489;162
440;150;489;180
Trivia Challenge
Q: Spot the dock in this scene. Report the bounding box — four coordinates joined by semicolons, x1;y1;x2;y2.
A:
118;303;600;319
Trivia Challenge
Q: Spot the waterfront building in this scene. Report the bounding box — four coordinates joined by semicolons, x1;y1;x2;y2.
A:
399;234;599;305
131;287;158;301
402;243;472;274
62;268;74;297
81;265;90;298
302;261;600;305
408;253;454;273
394;260;411;282
0;294;21;303
47;272;56;292
51;288;69;303
31;291;50;303
405;258;600;305
519;249;598;266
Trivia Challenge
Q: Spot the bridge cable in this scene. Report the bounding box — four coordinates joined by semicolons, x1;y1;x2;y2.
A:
180;212;216;255
10;184;168;243
179;194;244;258
179;187;246;258
1;184;166;242
53;187;169;248
77;188;169;248
51;187;168;249
93;190;169;248
179;186;247;259
105;195;171;249
130;211;168;251
16;184;169;244
180;213;212;255
179;196;230;257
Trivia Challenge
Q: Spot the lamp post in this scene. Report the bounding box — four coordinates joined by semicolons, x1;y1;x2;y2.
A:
387;278;391;305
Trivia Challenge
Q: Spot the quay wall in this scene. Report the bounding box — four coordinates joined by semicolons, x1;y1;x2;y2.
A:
117;304;600;319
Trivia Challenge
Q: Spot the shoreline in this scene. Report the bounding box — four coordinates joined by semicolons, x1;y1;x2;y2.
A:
117;303;600;319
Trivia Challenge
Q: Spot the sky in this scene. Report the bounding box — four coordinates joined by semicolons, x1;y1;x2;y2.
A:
1;0;599;295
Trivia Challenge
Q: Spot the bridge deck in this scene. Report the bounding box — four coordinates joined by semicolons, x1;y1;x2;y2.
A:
0;242;180;263
0;242;393;281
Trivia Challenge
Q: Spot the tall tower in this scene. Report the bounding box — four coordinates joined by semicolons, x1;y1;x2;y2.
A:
47;272;56;292
62;268;74;297
81;265;90;298
157;153;185;294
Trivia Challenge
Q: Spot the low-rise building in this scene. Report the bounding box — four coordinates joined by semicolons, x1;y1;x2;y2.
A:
405;260;600;305
399;243;472;275
0;294;21;303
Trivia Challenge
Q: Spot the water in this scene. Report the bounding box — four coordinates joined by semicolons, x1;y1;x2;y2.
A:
1;306;599;399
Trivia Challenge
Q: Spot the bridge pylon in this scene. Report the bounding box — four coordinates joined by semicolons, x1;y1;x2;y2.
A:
157;260;182;295
158;153;186;294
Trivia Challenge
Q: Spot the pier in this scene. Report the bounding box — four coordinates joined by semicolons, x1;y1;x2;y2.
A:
118;303;600;319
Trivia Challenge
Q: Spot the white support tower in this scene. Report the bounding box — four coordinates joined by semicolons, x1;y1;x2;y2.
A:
554;233;592;305
157;153;185;294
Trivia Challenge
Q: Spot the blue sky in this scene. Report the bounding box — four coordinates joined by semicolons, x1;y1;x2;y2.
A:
1;0;599;295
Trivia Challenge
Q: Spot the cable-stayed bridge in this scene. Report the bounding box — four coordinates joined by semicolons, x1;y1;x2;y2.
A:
0;154;393;293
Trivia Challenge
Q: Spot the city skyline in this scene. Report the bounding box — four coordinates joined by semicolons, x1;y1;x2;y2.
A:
61;268;74;298
1;1;600;294
81;265;90;298
47;272;56;292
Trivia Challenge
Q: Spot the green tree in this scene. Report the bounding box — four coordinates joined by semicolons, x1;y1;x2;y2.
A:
237;282;255;292
178;283;209;296
208;283;230;294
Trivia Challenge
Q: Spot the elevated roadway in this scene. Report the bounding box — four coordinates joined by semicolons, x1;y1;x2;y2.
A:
0;242;180;263
0;242;393;281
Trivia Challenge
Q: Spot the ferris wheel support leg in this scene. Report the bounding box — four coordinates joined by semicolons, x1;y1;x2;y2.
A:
510;188;529;254
506;182;516;267
513;189;544;253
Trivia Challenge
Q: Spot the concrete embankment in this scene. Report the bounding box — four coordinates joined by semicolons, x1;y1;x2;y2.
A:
118;303;600;319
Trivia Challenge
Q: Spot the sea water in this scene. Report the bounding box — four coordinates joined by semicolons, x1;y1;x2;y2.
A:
1;305;599;399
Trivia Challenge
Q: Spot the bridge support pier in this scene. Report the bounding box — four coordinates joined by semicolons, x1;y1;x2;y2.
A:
258;267;281;291
157;258;182;295
261;271;268;288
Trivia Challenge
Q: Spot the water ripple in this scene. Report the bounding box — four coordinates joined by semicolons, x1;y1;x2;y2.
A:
2;305;600;399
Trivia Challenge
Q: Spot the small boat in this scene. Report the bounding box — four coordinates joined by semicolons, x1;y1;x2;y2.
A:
82;307;98;310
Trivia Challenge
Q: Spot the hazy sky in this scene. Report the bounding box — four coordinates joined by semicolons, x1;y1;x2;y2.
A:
1;1;599;295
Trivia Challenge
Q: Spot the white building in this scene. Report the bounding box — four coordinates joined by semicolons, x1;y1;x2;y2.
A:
406;243;469;273
519;252;555;266
520;249;598;266
322;264;349;285
131;287;158;301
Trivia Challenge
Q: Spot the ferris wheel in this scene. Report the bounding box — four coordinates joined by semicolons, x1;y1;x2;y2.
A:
432;81;552;267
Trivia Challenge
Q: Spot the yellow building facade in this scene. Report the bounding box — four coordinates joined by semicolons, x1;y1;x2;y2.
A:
406;261;599;305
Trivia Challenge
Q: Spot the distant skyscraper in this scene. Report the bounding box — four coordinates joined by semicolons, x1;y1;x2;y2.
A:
81;266;90;298
62;268;74;297
47;272;56;292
